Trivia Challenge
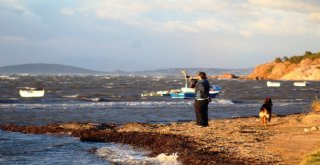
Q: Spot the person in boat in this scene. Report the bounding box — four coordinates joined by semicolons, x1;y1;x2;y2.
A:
261;97;273;122
190;78;198;88
194;72;211;127
185;74;198;88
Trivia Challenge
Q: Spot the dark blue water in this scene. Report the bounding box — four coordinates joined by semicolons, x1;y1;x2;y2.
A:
0;75;319;164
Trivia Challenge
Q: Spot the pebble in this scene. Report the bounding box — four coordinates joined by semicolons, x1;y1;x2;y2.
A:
311;126;318;131
304;126;320;132
304;128;310;132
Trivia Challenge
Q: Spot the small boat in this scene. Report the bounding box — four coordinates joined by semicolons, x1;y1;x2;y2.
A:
293;81;309;87
266;81;281;87
141;90;170;97
170;70;221;99
19;88;45;97
170;88;220;99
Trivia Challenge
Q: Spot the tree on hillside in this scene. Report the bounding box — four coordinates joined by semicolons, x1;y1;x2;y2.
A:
282;56;289;61
274;57;282;63
304;51;313;56
302;51;320;60
289;56;303;64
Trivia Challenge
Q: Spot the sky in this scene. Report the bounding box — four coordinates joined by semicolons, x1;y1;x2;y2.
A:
0;0;320;71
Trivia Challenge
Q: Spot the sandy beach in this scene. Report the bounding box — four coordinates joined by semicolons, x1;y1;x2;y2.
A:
1;113;320;164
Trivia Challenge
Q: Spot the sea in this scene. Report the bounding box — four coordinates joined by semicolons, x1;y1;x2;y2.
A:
0;74;319;164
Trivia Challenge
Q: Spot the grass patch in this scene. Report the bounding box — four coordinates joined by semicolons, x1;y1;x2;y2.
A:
311;99;320;113
300;151;320;165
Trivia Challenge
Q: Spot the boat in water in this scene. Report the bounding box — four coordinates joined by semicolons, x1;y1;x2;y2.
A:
19;88;45;97
266;81;281;87
170;71;222;99
170;86;221;99
293;81;309;87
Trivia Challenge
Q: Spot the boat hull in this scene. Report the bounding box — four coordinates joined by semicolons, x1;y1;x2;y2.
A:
267;81;281;87
293;82;309;87
19;89;45;97
170;91;219;99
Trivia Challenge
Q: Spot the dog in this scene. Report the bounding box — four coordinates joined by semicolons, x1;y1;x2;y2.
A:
259;97;273;126
259;107;270;126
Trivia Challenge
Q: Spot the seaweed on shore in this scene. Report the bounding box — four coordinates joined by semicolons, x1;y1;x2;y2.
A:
0;123;250;165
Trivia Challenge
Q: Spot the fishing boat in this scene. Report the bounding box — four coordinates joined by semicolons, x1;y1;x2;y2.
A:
19;87;45;97
170;71;221;99
293;81;309;87
170;87;220;99
141;90;170;97
266;81;281;87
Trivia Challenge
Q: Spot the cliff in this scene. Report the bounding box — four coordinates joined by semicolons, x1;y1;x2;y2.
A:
247;53;320;80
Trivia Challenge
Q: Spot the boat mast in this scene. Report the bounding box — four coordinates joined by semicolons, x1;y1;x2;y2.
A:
181;70;188;88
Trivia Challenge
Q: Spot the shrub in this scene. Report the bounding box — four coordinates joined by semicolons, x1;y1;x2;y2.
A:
274;57;282;63
311;99;320;112
278;51;320;64
282;56;289;61
300;151;320;165
289;56;303;64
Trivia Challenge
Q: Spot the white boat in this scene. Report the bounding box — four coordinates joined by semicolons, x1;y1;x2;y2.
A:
293;81;309;87
170;70;221;99
19;88;45;97
267;81;281;87
156;90;170;96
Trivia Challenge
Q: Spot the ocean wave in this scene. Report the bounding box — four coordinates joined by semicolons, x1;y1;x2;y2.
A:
211;99;234;105
0;100;236;109
0;99;306;110
0;98;19;104
62;94;79;98
96;143;180;165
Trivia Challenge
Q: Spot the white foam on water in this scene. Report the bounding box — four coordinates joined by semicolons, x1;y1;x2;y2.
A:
211;99;234;105
0;99;236;110
62;94;79;98
96;143;181;165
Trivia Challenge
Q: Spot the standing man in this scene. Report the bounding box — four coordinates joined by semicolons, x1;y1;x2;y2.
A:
194;72;211;127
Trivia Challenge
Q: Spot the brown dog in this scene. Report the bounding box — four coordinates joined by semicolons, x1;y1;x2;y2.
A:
259;107;270;126
262;97;273;122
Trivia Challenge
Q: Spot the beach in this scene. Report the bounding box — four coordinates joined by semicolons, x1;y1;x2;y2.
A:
1;113;320;164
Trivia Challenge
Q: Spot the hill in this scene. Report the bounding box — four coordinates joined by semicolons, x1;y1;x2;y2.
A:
0;63;104;74
247;51;320;80
0;63;252;76
132;68;252;76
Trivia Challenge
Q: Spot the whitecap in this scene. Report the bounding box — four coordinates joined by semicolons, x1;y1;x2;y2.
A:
212;99;234;105
96;143;181;165
62;94;79;98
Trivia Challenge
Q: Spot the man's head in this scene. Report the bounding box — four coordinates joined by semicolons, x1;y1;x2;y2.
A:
197;72;207;80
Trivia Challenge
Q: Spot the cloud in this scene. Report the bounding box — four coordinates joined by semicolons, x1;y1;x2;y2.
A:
0;0;30;14
236;0;320;37
309;12;320;22
0;36;27;43
60;0;319;37
95;1;151;20
248;0;320;13
61;8;75;16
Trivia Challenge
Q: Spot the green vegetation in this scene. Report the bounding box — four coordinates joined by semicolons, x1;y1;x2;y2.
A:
300;151;320;165
282;56;289;61
274;51;320;64
311;99;320;112
274;57;282;63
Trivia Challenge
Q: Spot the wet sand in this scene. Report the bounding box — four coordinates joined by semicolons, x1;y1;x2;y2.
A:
1;113;320;164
